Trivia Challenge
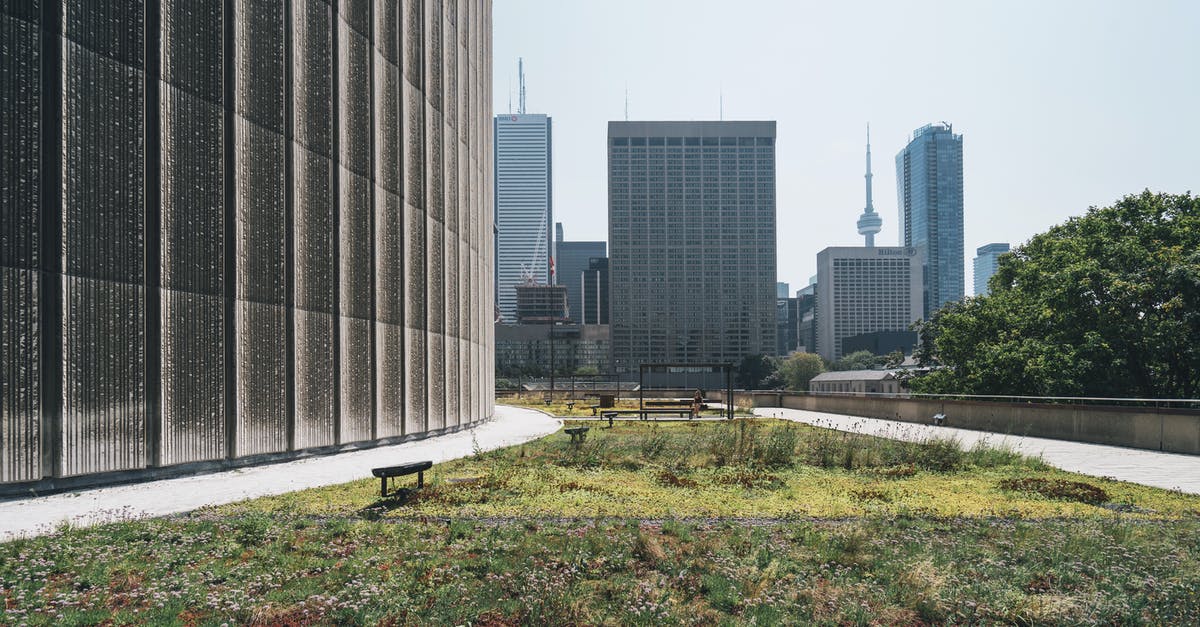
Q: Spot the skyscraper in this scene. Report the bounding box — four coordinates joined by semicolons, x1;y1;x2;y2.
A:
973;242;1010;296
494;113;552;322
815;247;923;361
896;123;964;317
581;257;610;325
608;121;777;372
0;1;494;490
856;125;882;247
553;223;605;322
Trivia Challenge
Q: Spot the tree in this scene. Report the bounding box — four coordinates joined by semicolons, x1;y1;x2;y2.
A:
736;354;779;390
574;365;600;376
831;350;881;371
910;191;1200;398
777;352;825;391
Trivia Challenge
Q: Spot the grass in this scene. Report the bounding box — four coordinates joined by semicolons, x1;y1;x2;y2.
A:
2;419;1199;625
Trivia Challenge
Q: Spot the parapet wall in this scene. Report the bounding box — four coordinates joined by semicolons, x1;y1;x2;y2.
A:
718;392;1200;455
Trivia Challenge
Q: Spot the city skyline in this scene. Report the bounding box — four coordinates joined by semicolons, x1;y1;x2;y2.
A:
493;0;1200;292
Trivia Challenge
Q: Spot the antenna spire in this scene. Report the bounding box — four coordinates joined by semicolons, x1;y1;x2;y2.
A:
624;85;629;121
856;122;882;246
518;58;526;114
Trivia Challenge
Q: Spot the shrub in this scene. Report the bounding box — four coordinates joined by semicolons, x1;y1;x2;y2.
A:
755;425;799;468
639;427;671;460
913;437;964;472
706;421;757;466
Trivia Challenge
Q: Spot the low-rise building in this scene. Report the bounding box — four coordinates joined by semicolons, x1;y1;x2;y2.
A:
809;369;901;396
495;323;611;376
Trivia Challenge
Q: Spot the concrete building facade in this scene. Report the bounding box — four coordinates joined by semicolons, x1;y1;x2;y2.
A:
816;246;923;361
493;113;551;322
608;121;777;373
896;123;964;317
973;242;1010;296
0;0;494;492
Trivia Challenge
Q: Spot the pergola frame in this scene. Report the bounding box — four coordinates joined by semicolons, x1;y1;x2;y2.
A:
638;363;734;420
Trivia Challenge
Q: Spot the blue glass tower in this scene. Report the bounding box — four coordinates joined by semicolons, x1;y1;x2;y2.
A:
896;123;964;318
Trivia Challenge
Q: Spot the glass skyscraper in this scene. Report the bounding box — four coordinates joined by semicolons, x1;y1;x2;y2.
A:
973;242;1010;296
896;123;965;318
493;114;552;323
608;121;777;372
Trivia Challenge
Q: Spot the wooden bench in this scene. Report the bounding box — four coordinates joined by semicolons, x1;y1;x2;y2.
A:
565;401;576;411
601;411;618;427
639;408;694;421
644;399;692;407
565;426;590;444
590;404;602;415
371;460;433;498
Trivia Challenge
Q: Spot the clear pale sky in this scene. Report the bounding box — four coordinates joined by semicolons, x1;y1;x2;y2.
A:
492;0;1199;293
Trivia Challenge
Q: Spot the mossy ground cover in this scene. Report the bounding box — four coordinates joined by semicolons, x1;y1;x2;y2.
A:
3;419;1199;625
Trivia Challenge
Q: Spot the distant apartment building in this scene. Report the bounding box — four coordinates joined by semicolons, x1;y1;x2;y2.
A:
973;242;1010;296
608;121;777;372
581;257;610;325
553;223;605;321
494;114;552;322
816;246;923;361
896;123;964;317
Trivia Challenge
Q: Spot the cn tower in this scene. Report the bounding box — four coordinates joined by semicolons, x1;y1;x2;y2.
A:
856;124;883;246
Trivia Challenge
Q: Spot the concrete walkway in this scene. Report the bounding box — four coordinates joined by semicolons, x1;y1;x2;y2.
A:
755;407;1200;495
0;405;559;540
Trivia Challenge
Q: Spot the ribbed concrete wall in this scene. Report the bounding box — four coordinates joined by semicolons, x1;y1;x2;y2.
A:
0;0;494;490
726;392;1200;455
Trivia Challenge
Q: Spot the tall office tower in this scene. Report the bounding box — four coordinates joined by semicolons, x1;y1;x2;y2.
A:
494;113;552;323
581;257;610;325
776;282;791;299
553;223;606;321
815;247;923;361
896;122;964;317
856;125;882;246
608;121;777;372
973;242;1010;296
0;1;494;492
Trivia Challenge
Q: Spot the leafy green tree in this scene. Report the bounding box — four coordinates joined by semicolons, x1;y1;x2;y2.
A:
777;352;825;391
831;350;881;371
574;365;600;376
736;354;779;389
911;191;1200;398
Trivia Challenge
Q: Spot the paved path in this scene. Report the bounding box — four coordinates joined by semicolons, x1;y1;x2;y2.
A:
755;407;1200;495
0;405;559;540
